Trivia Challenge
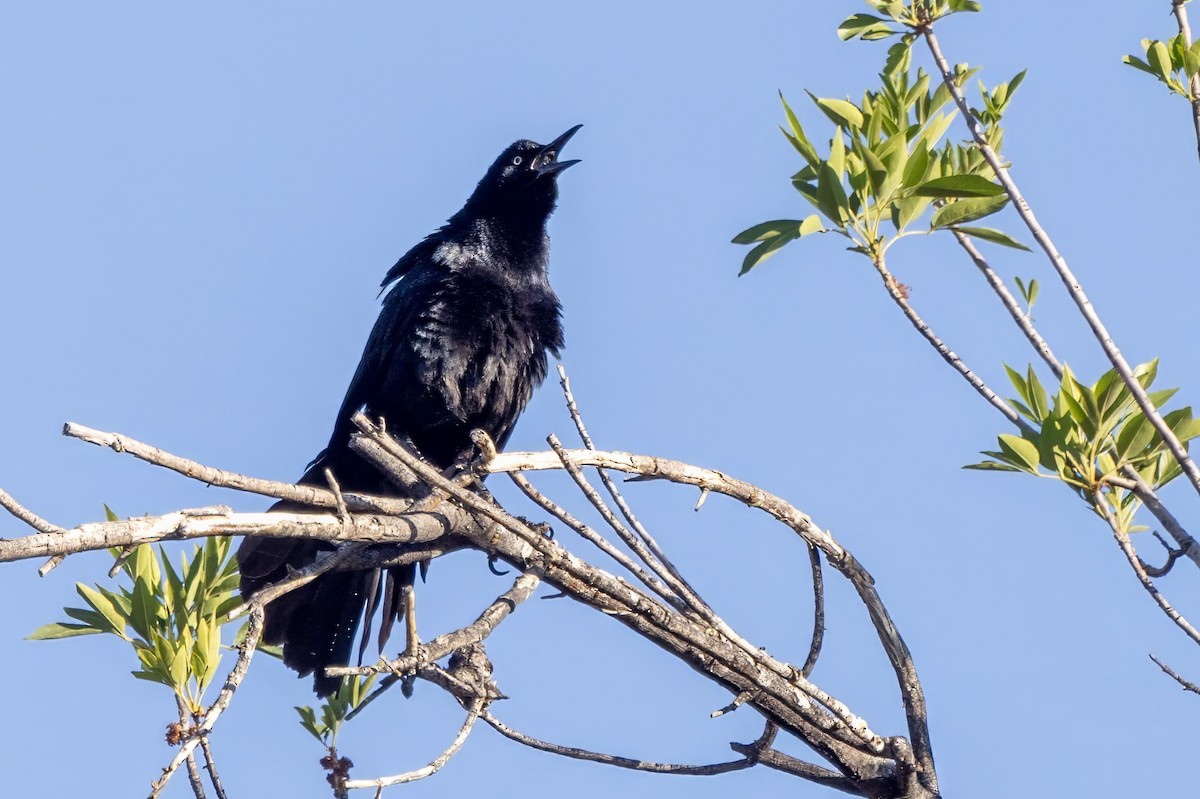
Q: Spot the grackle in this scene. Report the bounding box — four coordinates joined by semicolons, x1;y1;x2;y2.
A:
237;125;580;696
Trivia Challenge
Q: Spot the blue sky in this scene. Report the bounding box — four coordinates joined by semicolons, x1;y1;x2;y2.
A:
2;2;1198;797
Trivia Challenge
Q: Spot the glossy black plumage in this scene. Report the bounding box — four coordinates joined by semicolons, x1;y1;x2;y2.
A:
237;127;578;696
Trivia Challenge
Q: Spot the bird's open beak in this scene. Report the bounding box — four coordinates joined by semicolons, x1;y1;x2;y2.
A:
535;124;583;176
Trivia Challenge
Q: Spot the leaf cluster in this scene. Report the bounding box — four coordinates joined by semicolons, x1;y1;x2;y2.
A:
1124;34;1200;100
28;520;240;715
296;674;378;749
837;0;982;42
734;32;1027;275
967;361;1200;530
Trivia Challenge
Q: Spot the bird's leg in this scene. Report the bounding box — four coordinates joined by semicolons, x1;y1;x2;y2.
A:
402;582;421;658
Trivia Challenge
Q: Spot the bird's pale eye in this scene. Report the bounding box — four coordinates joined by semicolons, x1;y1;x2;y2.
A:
512;155;523;166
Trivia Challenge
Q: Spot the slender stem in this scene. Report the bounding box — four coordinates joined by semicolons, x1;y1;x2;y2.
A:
1093;493;1200;647
950;230;1063;377
1172;0;1200;162
481;710;755;776
198;738;229;799
870;253;1034;436
923;25;1200;500
174;697;208;799
344;699;482;791
556;364;696;595
1150;653;1200;695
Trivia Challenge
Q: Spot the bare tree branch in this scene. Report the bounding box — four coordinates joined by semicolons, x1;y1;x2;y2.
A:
344;415;911;780
4;416;936;796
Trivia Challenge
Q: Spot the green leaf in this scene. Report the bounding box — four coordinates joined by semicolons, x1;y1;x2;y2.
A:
739;232;797;276
1122;55;1157;76
963;461;1022;472
912;174;1005;198
296;706;326;743
62;606;108;629
816;161;851;226
837;13;896;41
947;0;982;11
1188;40;1200;78
811;94;865;129
1149;40;1173;79
103;504;120;523
951;226;1032;251
930;194;1009;228
1027;366;1048;422
883;40;912;78
780;93;820;166
76;584;129;638
1117;414;1156;460
901;143;931;189
997;434;1040;472
27;622;105;640
129;575;160;641
732;220;802;245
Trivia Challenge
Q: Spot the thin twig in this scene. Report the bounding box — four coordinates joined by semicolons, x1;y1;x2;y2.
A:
547;433;712;615
149;604;265;799
1150;653;1200;695
728;740;864;795
802;543;825;678
923;25;1200;501
174;696;207;799
1093;493;1200;647
343;698;482;791
870;253;1034;436
557;364;696;595
509;471;684;610
1173;0;1200;162
198;737;229;799
1142;531;1188;578
482;710;754;775
950;229;1063;377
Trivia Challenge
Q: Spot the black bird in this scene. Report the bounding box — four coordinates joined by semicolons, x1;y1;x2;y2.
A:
237;126;579;696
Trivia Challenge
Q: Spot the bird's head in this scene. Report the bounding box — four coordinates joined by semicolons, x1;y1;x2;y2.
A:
465;125;582;220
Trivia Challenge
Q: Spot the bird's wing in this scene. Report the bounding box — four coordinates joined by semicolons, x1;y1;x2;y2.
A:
317;242;447;464
379;228;446;292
